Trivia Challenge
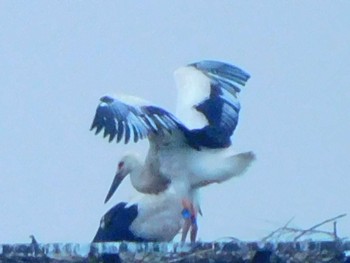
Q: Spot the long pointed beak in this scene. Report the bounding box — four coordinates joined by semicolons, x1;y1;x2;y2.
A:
104;171;126;204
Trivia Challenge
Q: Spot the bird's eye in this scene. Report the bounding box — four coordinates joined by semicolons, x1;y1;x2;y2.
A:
118;161;124;169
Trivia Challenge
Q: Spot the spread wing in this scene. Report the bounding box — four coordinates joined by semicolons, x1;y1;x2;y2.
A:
90;60;250;149
174;60;250;148
90;95;181;144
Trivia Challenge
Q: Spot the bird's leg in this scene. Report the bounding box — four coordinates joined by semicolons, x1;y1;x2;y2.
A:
190;215;198;242
181;199;198;243
181;216;191;242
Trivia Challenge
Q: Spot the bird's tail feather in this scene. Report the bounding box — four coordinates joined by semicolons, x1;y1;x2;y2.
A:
216;151;256;183
192;151;256;189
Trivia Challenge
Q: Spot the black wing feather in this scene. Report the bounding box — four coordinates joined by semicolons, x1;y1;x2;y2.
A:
90;96;181;144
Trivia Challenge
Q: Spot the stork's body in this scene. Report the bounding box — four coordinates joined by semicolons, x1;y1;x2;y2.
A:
92;61;254;198
93;190;187;242
91;60;254;242
106;139;254;203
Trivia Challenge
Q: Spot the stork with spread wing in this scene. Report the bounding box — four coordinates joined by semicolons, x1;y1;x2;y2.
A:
91;61;255;242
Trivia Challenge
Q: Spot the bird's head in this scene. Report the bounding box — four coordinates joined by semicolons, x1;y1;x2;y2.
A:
104;154;140;204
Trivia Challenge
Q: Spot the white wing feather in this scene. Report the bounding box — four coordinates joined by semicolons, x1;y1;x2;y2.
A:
174;66;211;129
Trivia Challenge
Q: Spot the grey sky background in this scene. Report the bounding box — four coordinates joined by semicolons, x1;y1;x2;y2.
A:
1;1;349;243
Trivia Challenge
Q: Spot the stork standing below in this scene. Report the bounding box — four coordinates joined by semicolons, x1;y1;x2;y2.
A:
91;60;255;242
92;189;189;242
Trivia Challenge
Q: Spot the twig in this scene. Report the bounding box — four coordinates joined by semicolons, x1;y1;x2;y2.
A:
261;214;347;242
293;213;346;241
261;217;295;242
168;248;213;263
284;227;337;239
213;236;241;243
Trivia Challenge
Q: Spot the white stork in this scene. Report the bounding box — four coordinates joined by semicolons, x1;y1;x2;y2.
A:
90;60;255;241
92;189;190;242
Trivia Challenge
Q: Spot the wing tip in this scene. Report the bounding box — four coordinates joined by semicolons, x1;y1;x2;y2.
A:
100;95;115;104
188;60;250;87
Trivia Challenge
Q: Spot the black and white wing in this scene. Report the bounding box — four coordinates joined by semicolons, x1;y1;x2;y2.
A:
174;60;250;148
90;60;250;149
90;95;181;144
92;202;150;242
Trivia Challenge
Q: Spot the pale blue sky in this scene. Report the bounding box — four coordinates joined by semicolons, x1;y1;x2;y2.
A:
1;1;349;243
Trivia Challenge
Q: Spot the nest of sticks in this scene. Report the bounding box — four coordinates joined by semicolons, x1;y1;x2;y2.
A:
1;214;349;263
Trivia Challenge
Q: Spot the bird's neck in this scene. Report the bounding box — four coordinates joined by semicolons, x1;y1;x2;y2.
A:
129;159;142;178
129;160;149;193
130;159;163;194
